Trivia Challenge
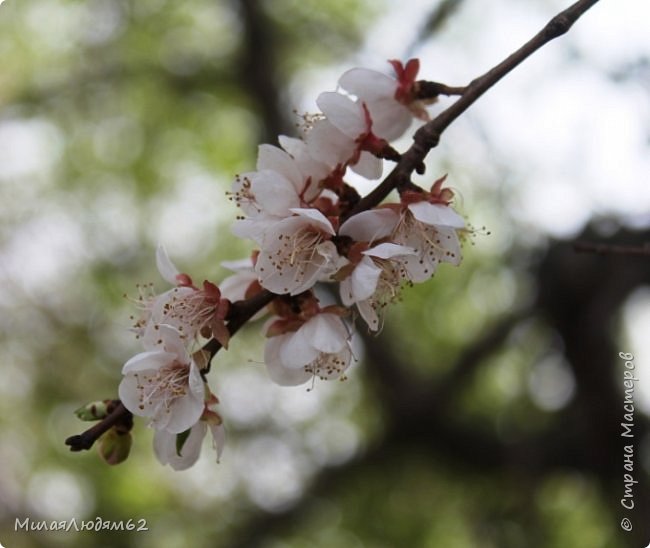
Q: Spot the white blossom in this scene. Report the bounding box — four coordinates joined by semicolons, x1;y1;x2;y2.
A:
247;208;341;295
119;325;205;433
264;312;353;386
340;242;416;331
338;59;430;141
393;201;465;283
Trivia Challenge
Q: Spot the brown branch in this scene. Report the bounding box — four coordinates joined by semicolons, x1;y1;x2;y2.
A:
65;402;130;451
574;241;650;256
346;0;602;221
204;289;276;363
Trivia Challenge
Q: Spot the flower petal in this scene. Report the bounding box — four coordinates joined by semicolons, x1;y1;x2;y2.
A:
316;92;366;139
122;350;173;375
364;242;416;260
408;202;465;228
350;257;382;302
338;67;396;101
156;244;180;285
280;328;320;369
349;151;383;180
209;422;227;463
289;208;336;235
153;422;206;470
264;335;313;386
257;144;303;190
339;208;399;242
164;391;205;434
357;299;380;331
302;313;348;354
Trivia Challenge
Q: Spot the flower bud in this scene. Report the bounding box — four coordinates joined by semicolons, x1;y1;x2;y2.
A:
74;400;115;421
98;427;132;465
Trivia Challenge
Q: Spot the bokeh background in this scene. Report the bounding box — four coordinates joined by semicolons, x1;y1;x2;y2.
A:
1;0;649;547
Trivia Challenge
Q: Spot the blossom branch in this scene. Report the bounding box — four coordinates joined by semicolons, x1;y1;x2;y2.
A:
346;0;602;220
65;402;130;451
64;289;277;452
65;0;603;464
203;289;276;365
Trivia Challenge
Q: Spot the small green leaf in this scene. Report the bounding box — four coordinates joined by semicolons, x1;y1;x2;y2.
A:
176;429;191;457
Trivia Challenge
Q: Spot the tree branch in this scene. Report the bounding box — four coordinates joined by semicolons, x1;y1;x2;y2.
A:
65;402;130;451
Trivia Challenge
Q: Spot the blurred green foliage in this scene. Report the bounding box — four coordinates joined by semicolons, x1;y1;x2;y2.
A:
0;0;635;547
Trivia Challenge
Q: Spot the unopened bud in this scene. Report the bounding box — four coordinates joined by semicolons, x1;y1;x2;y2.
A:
98;427;132;465
74;400;115;421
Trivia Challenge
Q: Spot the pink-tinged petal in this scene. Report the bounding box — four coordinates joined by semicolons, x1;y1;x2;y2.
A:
338;67;396;101
303;313;349;354
219;271;257;302
164;390;205;434
118;375;150;417
400;253;438;283
364;242;416;260
350;257;382;302
280;328;320;369
317;92;366;139
435;226;463;266
289;208;336;235
278;135;305;158
189;361;206;397
251;170;300;216
221;258;254;272
286;262;323;296
366;98;413;141
306;119;354;168
156;244;181;285
152;429;176;464
231;171;263;217
264;336;313;386
257;144;303;189
231;216;283;246
122;350;173;375
154;422;206;470
350;151;383;180
149;402;173;431
209;422;226;462
154;324;189;360
339;208;399;242
408;202;465;228
340;277;355;307
357;299;380;331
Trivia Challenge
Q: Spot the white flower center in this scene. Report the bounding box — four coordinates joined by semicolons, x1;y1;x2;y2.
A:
160;288;216;337
305;349;349;381
267;227;325;276
399;212;458;264
134;360;190;412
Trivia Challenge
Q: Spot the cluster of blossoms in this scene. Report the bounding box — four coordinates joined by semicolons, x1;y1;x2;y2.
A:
75;59;468;470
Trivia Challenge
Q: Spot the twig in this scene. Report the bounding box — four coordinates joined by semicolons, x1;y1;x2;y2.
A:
65;290;276;452
65;402;130;451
